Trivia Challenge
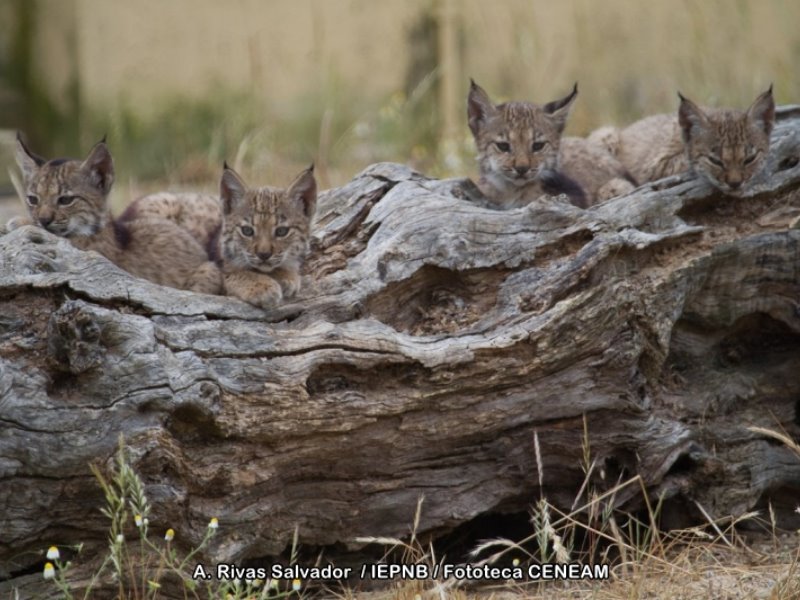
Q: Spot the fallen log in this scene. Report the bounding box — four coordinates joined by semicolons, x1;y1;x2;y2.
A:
2;107;800;594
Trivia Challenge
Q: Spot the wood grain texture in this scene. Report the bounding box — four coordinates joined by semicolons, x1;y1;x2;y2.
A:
2;109;800;592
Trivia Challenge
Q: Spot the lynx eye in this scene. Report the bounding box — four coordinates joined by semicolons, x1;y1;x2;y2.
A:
57;195;76;206
274;226;289;237
707;155;724;167
743;153;758;165
495;141;511;153
240;225;255;237
26;195;39;206
531;141;546;152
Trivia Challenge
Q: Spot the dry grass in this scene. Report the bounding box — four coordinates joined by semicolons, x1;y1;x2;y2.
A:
462;0;797;129
347;425;800;600
347;503;799;600
7;0;800;194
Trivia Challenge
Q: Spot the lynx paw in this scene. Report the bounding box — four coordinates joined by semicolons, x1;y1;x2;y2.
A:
278;271;301;299
246;282;283;309
5;216;34;233
597;177;636;202
227;274;283;309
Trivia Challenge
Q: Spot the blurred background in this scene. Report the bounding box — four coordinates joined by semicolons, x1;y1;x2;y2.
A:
0;0;797;212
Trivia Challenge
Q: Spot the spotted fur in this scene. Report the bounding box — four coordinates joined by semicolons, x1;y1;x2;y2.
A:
467;80;587;209
120;191;221;250
215;164;316;308
613;87;775;194
559;137;636;204
12;134;222;294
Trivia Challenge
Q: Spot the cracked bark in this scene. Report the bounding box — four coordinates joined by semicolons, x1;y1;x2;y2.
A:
2;107;800;594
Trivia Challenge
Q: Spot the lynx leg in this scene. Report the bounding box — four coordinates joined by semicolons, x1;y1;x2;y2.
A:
269;267;301;299
188;261;224;295
224;270;283;308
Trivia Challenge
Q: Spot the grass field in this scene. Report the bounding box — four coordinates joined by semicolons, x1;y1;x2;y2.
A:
3;1;800;198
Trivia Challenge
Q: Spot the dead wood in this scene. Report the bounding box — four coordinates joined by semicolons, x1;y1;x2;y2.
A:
2;107;800;593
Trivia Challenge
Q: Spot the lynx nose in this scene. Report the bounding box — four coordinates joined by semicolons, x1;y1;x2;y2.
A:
39;215;54;228
728;179;742;190
514;166;530;176
257;251;272;261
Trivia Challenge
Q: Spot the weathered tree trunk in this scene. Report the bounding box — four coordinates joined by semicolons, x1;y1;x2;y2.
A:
3;108;800;594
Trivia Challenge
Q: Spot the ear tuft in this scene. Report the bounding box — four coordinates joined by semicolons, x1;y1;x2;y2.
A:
288;165;317;219
220;165;247;215
543;84;579;134
467;79;497;137
15;133;46;181
677;92;708;144
747;85;775;137
81;141;115;194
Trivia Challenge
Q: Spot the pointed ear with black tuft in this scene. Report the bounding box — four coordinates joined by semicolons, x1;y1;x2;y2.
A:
467;79;497;137
80;139;115;194
677;92;709;144
287;163;317;218
543;83;578;134
14;132;46;182
220;163;248;215
747;84;775;137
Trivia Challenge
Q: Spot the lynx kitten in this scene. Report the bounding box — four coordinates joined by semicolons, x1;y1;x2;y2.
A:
559;137;635;204
120;190;221;251
467;81;634;208
12;134;222;294
468;80;586;209
612;87;775;194
211;164;317;308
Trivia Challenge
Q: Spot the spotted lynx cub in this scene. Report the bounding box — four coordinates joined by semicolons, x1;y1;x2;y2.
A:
121;190;221;251
559;137;635;204
467;81;633;209
609;87;775;194
212;164;316;308
12;135;222;294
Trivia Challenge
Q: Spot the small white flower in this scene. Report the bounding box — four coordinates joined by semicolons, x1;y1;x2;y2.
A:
116;534;124;543
512;557;520;567
164;528;174;542
46;546;60;560
134;514;143;527
43;562;55;580
292;578;301;591
208;517;219;530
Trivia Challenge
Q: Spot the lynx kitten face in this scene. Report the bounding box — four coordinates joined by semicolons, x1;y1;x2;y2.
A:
13;134;223;295
678;87;775;194
15;135;114;238
219;165;316;274
212;164;316;308
467;80;586;208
